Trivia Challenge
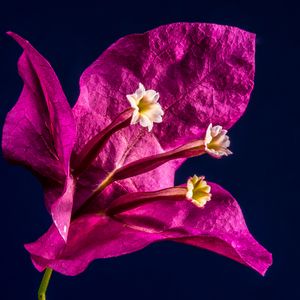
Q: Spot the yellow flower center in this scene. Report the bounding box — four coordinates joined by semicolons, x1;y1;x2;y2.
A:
186;175;211;207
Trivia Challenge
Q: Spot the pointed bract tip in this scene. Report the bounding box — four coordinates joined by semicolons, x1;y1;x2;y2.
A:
6;31;19;39
60;228;69;243
56;223;69;243
260;252;273;276
6;31;30;49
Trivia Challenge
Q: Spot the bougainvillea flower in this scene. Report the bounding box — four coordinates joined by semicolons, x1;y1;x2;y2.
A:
127;83;163;131
2;23;272;278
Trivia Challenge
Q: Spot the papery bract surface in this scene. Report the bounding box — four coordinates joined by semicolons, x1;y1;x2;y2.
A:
25;183;272;276
2;33;76;240
2;23;272;277
72;23;255;210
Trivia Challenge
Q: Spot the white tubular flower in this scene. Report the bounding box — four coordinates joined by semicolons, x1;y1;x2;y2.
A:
204;124;232;158
126;83;164;132
186;175;212;208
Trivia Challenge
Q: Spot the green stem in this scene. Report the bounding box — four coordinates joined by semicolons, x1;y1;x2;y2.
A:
38;268;53;300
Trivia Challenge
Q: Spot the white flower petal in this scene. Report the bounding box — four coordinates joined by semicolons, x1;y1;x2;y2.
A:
138;82;145;92
126;95;138;108
145;90;157;100
153;92;160;103
139;115;151;128
152;115;162;123
135;83;146;99
147;122;153;132
131;109;140;124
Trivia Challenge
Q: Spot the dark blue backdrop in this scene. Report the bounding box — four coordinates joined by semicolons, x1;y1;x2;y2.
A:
0;1;298;299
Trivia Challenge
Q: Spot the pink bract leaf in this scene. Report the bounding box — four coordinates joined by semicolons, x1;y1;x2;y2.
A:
2;32;76;240
25;183;272;276
3;24;269;277
72;23;255;208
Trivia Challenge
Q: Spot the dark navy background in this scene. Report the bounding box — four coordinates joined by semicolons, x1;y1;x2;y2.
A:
0;1;298;299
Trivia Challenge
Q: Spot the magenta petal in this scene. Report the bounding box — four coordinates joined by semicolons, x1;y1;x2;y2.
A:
26;183;271;276
25;215;161;275
117;182;272;275
2;32;76;240
74;23;255;150
72;23;255;205
50;177;75;241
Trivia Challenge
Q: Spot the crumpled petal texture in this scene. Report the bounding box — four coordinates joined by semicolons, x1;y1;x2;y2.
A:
3;24;271;276
2;33;76;240
72;23;255;208
25;183;272;276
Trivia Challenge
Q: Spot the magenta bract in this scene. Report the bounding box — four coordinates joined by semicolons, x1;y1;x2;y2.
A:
2;23;272;276
2;32;77;241
25;183;271;276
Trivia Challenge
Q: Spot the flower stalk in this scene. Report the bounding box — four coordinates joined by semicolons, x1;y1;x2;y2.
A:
71;171;115;220
106;174;212;215
106;186;187;215
112;140;205;181
71;123;231;219
72;139;205;218
71;108;133;176
38;268;53;300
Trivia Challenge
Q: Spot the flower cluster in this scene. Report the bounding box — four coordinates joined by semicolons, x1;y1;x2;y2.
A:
2;23;271;285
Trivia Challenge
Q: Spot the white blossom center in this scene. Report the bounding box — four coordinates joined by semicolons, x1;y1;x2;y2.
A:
204;124;232;158
126;83;164;132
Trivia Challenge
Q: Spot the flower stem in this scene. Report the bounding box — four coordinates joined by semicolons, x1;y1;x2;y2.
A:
38;268;53;300
71;170;115;220
71;108;133;176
